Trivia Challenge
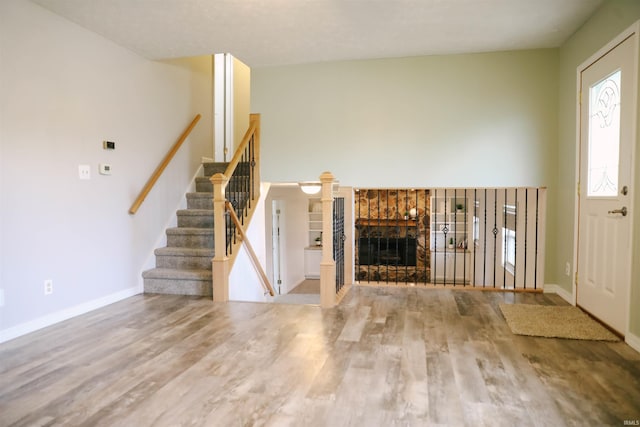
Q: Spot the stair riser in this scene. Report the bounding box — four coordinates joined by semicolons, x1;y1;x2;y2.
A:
167;234;213;248
196;179;212;192
144;278;212;296
194;181;251;196
156;255;212;270
177;215;213;228
203;163;229;176
187;197;213;210
202;162;251;177
186;195;247;210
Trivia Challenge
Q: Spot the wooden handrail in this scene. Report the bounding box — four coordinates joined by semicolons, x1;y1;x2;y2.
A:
129;114;201;214
225;201;275;297
223;114;259;177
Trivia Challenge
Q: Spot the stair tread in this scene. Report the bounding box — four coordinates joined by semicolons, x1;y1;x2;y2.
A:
143;268;212;280
143;160;256;297
155;247;214;256
166;227;213;235
176;209;213;215
196;176;250;181
186;192;214;198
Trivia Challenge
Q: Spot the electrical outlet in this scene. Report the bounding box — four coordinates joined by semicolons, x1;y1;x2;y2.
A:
565;262;571;276
78;164;91;180
44;279;53;295
0;289;4;307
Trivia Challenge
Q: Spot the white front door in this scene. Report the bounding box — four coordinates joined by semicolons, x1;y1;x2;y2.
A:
577;29;638;335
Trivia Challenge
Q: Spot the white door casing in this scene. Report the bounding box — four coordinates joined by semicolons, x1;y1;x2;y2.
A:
271;201;283;295
576;25;638;335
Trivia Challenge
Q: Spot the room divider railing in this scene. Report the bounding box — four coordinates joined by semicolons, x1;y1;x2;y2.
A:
355;187;547;291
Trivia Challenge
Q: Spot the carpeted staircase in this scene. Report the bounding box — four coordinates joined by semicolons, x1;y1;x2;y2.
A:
142;162;230;296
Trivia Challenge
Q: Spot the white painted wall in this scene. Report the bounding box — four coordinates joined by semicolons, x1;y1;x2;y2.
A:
0;0;212;340
229;183;273;302
213;54;250;161
233;57;251;154
264;185;308;295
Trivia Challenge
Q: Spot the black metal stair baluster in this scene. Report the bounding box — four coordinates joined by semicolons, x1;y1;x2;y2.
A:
514;188;518;289
453;188;457;287
405;189;409;283
473;189;477;288
443;188;447;287
368;191;371;282
483;188;487;288
524;188;529;289
433;189;437;285
356;190;361;280
503;188;507;289
424;189;428;284
535;189;540;290
493;188;498;288
395;189;399;285
464;189;467;287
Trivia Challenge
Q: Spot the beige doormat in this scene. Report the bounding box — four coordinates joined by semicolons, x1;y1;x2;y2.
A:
499;303;620;341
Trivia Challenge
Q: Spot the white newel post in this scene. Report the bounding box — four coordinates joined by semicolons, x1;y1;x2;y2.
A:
320;171;336;308
211;173;230;302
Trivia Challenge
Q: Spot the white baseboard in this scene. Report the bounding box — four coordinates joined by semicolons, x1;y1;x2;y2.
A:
626;331;640;353
0;286;140;344
543;283;574;305
544;285;639;354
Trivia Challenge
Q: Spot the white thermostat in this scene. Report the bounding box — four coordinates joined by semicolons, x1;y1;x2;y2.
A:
99;164;112;175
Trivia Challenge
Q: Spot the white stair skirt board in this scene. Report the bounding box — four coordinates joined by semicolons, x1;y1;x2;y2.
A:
0;286;139;344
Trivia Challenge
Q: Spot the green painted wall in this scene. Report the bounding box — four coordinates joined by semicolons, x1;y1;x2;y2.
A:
556;0;640;336
253;49;558;189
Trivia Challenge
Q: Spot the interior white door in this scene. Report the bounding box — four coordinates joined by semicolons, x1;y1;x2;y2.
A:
577;32;637;335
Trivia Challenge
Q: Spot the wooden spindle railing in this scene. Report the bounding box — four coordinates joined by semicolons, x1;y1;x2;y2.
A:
129;114;201;214
211;114;263;301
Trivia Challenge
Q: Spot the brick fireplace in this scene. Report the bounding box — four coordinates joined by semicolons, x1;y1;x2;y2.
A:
355;189;430;283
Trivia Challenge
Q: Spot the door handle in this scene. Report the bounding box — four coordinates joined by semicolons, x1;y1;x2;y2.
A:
608;206;628;216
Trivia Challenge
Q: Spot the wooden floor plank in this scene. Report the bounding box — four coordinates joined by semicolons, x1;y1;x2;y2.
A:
1;286;639;426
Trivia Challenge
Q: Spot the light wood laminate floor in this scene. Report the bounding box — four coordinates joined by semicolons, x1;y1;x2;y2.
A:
1;286;639;426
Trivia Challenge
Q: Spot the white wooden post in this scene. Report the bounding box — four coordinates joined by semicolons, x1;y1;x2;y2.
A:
211;173;230;301
320;171;336;308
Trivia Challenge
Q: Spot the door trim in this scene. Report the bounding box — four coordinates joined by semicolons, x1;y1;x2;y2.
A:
573;20;640;336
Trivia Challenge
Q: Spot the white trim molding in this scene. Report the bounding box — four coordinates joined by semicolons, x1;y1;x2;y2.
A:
543;284;574;305
0;286;140;344
626;332;640;353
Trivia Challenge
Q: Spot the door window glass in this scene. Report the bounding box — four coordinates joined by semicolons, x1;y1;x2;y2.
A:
588;70;621;197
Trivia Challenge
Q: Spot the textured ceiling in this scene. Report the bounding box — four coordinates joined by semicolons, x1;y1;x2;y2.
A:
31;0;604;68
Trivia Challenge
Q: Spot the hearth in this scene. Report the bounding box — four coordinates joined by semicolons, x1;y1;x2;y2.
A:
358;237;417;266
